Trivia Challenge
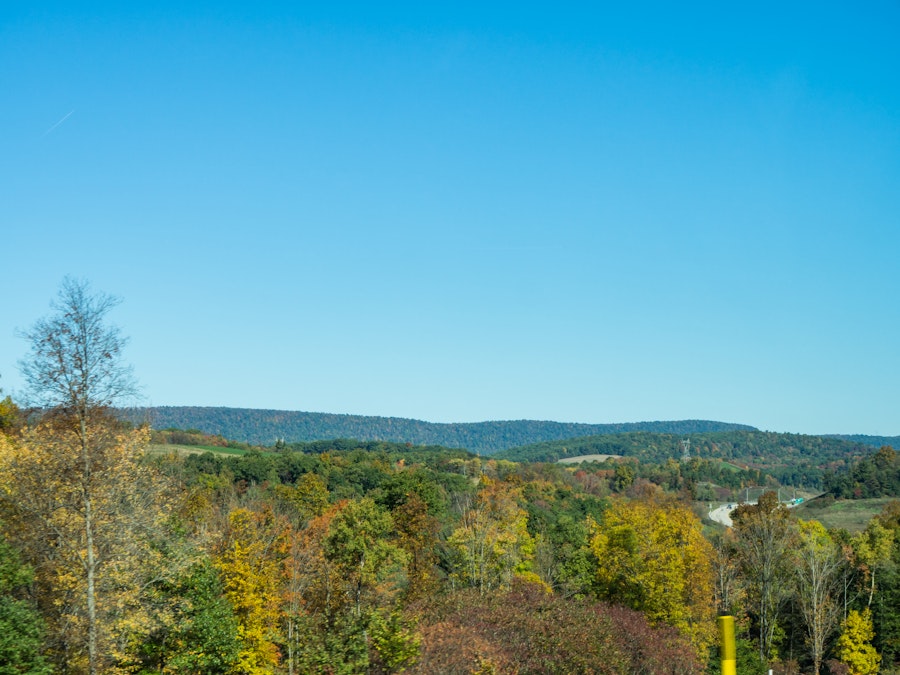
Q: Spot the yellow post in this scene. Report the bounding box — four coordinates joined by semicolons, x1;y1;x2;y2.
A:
719;615;736;675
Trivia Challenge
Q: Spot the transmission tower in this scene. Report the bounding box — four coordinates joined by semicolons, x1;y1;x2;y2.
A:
681;438;691;462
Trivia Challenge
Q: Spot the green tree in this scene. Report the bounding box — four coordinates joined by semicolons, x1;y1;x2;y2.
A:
367;608;421;674
140;560;241;674
871;500;900;667
0;392;21;434
851;519;894;608
276;472;330;524
870;546;900;668
613;462;636;492
733;638;767;675
393;493;440;602
277;499;409;674
323;498;406;617
0;539;51;675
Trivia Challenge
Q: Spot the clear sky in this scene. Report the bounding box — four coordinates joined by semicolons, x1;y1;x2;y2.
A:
2;2;899;435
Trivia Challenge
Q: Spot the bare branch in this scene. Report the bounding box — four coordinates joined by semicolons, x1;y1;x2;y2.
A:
18;277;139;413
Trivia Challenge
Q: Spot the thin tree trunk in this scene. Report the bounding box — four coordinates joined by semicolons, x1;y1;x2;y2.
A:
85;494;97;675
287;617;294;675
81;414;99;675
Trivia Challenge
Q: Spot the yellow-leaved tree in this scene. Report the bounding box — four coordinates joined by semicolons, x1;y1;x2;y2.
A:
589;497;716;661
0;420;176;672
448;477;536;593
0;279;177;675
836;608;881;675
794;519;843;675
851;518;894;609
215;505;291;674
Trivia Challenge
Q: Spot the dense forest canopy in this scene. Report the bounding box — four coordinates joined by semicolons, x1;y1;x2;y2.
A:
121;408;899;461
827;435;900;448
825;446;900;499
496;430;873;464
495;431;875;489
6;407;900;673
120;406;756;453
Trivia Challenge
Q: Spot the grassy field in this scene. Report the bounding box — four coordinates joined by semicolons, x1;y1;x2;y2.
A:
146;443;252;456
557;454;622;464
794;497;897;533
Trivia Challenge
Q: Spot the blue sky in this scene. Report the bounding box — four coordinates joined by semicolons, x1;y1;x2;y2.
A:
2;2;899;435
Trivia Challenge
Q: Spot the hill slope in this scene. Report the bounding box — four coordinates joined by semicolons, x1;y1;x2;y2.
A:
495;430;872;464
494;430;875;487
120;406;756;455
825;434;900;448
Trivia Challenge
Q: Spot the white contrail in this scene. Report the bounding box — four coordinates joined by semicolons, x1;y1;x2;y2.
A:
43;109;75;136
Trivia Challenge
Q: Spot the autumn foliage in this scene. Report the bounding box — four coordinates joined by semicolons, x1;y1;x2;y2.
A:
589;497;717;657
410;580;701;674
8;279;900;674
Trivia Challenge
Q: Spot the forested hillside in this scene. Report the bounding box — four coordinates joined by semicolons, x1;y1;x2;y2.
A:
496;430;876;488
497;430;873;464
120;406;755;454
825;446;900;499
827;434;900;448
8;422;900;674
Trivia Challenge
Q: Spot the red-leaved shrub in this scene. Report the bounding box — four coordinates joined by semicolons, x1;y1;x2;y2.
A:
409;580;702;674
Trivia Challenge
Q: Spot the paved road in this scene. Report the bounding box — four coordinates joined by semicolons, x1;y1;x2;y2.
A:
709;504;736;527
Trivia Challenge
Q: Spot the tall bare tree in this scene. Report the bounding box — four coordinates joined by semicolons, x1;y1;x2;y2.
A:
10;278;144;674
732;491;797;663
795;519;843;675
19;277;137;413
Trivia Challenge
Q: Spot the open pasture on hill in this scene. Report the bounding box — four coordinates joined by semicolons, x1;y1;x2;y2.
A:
146;443;251;456
557;454;623;464
793;496;897;533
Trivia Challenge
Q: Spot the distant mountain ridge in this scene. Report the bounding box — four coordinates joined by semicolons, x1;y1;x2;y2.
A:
825;434;900;449
120;406;757;455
